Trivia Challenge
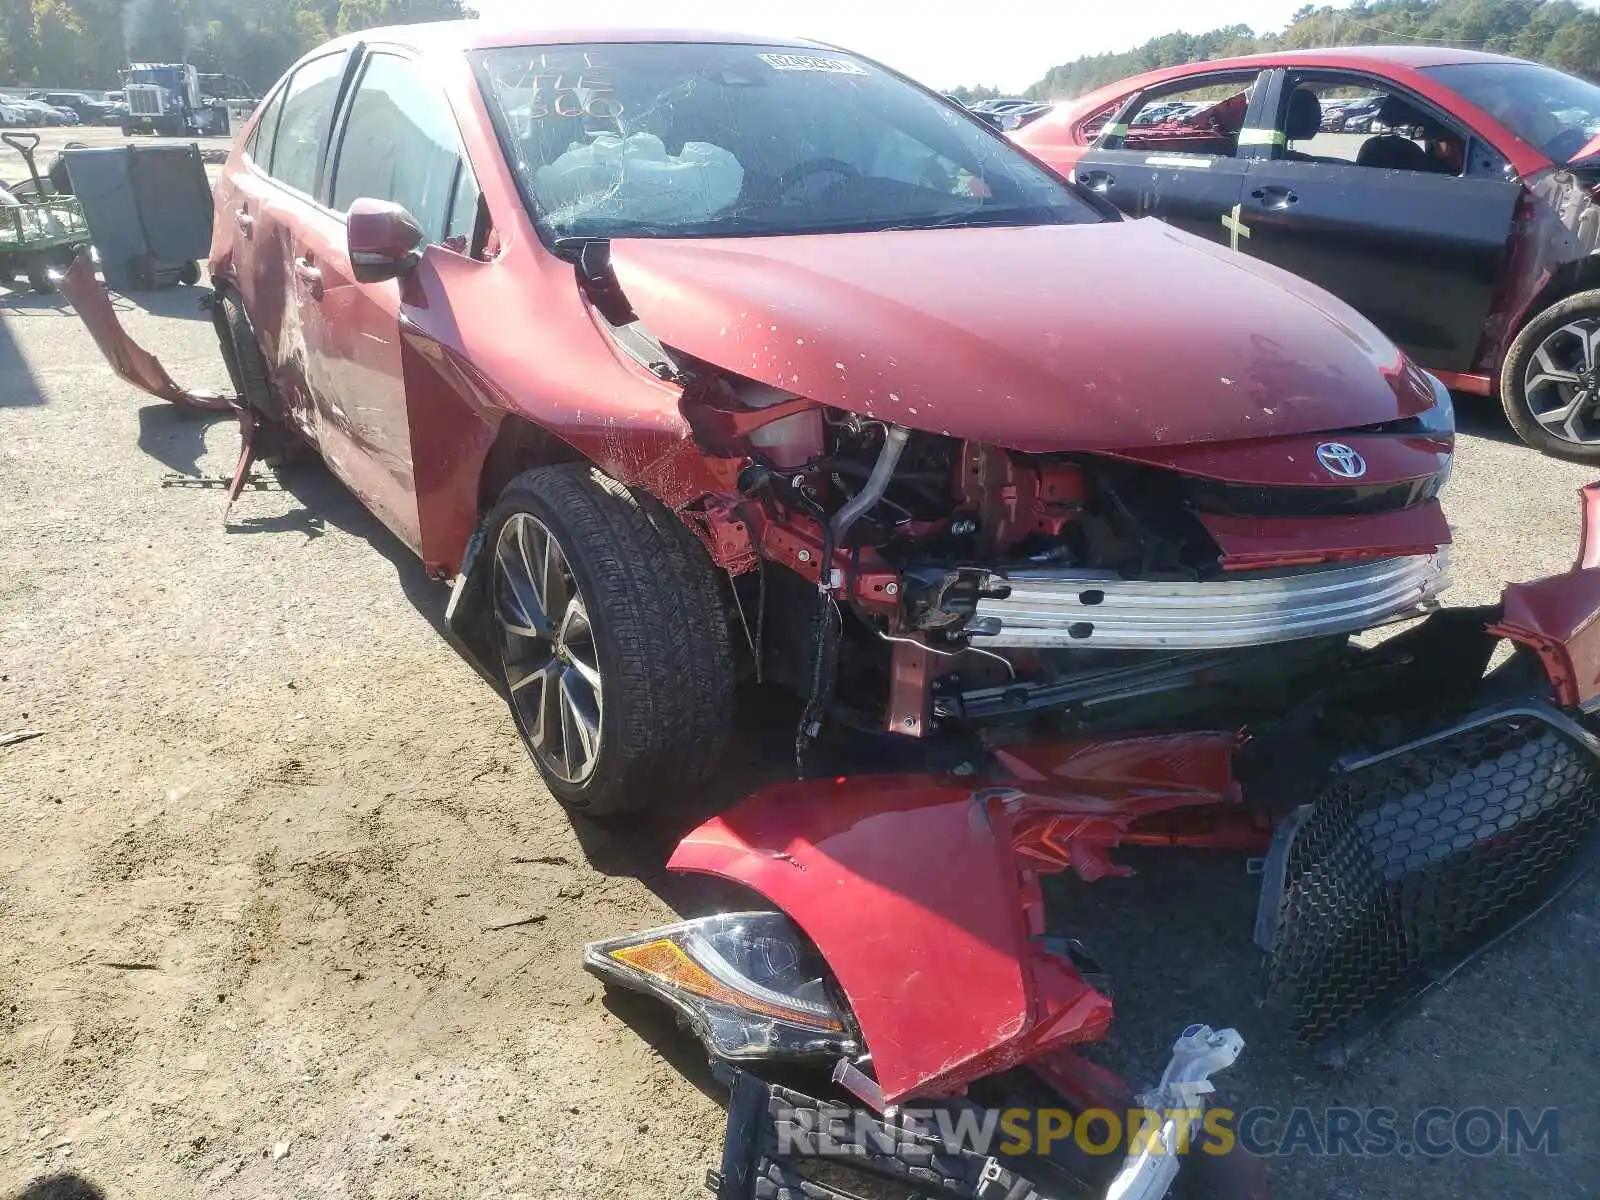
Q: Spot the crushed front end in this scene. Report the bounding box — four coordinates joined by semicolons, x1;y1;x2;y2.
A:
586;462;1600;1199
665;349;1457;763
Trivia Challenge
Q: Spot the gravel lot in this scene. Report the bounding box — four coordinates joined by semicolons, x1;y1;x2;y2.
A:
0;137;1597;1198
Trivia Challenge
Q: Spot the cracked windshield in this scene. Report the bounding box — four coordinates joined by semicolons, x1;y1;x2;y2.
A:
474;43;1100;238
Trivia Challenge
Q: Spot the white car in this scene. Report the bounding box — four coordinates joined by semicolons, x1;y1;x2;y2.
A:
5;98;66;126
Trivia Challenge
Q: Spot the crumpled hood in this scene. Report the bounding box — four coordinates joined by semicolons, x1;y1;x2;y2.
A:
609;219;1434;452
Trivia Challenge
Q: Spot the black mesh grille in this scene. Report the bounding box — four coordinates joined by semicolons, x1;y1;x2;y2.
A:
1267;714;1600;1046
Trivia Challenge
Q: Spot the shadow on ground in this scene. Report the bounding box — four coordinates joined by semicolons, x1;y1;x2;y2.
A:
135;402;230;477
107;280;212;320
1451;390;1522;449
5;1176;107;1200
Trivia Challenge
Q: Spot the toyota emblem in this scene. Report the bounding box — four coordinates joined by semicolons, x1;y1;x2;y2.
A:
1316;442;1367;479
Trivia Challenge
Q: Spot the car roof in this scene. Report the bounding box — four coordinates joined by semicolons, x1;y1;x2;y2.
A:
1087;45;1534;96
1217;44;1529;70
324;20;822;54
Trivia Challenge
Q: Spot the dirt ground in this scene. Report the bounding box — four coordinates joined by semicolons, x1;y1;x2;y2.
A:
0;135;1597;1199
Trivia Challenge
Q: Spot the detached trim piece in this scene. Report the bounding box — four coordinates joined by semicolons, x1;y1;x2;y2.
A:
56;251;234;412
1266;700;1600;1063
971;552;1449;649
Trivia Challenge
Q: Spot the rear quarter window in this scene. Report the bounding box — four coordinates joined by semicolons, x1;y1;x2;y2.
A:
245;86;287;167
1077;100;1124;143
267;51;350;196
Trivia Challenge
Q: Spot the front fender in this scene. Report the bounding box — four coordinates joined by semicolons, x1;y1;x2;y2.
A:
668;773;1121;1106
1492;481;1600;707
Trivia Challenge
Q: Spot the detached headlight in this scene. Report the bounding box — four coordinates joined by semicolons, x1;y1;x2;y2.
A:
584;912;855;1060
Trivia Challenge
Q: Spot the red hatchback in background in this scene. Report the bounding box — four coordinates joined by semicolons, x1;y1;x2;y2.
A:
1014;47;1600;461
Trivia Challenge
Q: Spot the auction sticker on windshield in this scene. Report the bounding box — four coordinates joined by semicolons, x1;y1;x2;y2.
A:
757;53;869;75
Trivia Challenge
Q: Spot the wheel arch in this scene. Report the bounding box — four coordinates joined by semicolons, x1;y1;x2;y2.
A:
475;412;589;517
1505;252;1600;354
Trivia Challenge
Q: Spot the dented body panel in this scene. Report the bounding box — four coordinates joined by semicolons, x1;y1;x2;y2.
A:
669;774;1111;1105
666;733;1270;1105
609;220;1426;451
670;527;1600;1093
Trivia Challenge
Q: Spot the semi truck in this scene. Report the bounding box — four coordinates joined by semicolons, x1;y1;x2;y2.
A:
121;64;230;138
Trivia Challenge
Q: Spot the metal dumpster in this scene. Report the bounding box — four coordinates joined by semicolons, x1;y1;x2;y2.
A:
63;142;213;291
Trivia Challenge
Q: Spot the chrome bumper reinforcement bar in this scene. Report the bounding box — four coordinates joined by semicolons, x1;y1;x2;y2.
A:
970;552;1449;650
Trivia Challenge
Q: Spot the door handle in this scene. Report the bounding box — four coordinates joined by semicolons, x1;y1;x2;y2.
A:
1078;169;1116;192
233;208;254;238
293;257;323;299
1250;185;1299;208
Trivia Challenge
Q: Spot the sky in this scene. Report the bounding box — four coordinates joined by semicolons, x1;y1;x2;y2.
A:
472;0;1349;92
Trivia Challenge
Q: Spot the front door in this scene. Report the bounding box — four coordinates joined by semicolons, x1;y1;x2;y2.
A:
1068;69;1269;247
1239;71;1521;373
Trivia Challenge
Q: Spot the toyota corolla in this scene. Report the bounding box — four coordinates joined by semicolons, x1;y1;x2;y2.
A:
60;22;1600;1200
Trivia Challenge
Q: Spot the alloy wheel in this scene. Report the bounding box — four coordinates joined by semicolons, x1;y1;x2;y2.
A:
1524;318;1600;445
493;512;603;784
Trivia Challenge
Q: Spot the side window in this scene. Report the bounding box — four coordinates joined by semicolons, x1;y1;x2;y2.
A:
1276;76;1467;176
1116;73;1260;158
270;51;350;196
1078;99;1124;143
330;52;476;245
444;169;481;250
245;85;287;167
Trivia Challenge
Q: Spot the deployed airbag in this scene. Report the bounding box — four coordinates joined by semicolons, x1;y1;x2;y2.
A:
534;132;743;226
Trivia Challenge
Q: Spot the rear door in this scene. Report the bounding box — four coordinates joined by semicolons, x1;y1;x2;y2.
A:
290;47;482;555
1067;69;1270;246
228;49;353;439
1239;69;1521;372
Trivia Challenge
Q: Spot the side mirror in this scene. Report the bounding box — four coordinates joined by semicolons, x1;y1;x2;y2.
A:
347;197;425;284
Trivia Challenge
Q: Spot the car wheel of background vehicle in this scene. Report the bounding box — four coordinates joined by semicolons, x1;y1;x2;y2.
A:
25;257;53;293
486;463;734;817
179;261;201;286
1499;288;1600;463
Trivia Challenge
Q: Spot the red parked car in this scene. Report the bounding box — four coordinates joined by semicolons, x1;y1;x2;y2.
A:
1012;46;1600;460
60;23;1600;1200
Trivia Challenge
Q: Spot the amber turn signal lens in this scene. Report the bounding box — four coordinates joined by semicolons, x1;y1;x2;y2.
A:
610;938;845;1032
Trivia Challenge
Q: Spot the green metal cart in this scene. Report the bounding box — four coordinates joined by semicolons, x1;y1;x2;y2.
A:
0;132;91;293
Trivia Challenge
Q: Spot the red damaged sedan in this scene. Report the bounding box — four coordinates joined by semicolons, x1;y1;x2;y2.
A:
61;22;1600;1200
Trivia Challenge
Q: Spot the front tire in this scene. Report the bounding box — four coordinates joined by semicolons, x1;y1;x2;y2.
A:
1499;288;1600;462
486;464;734;816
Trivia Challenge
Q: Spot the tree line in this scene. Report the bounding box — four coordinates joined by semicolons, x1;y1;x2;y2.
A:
1015;0;1600;100
0;0;475;92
